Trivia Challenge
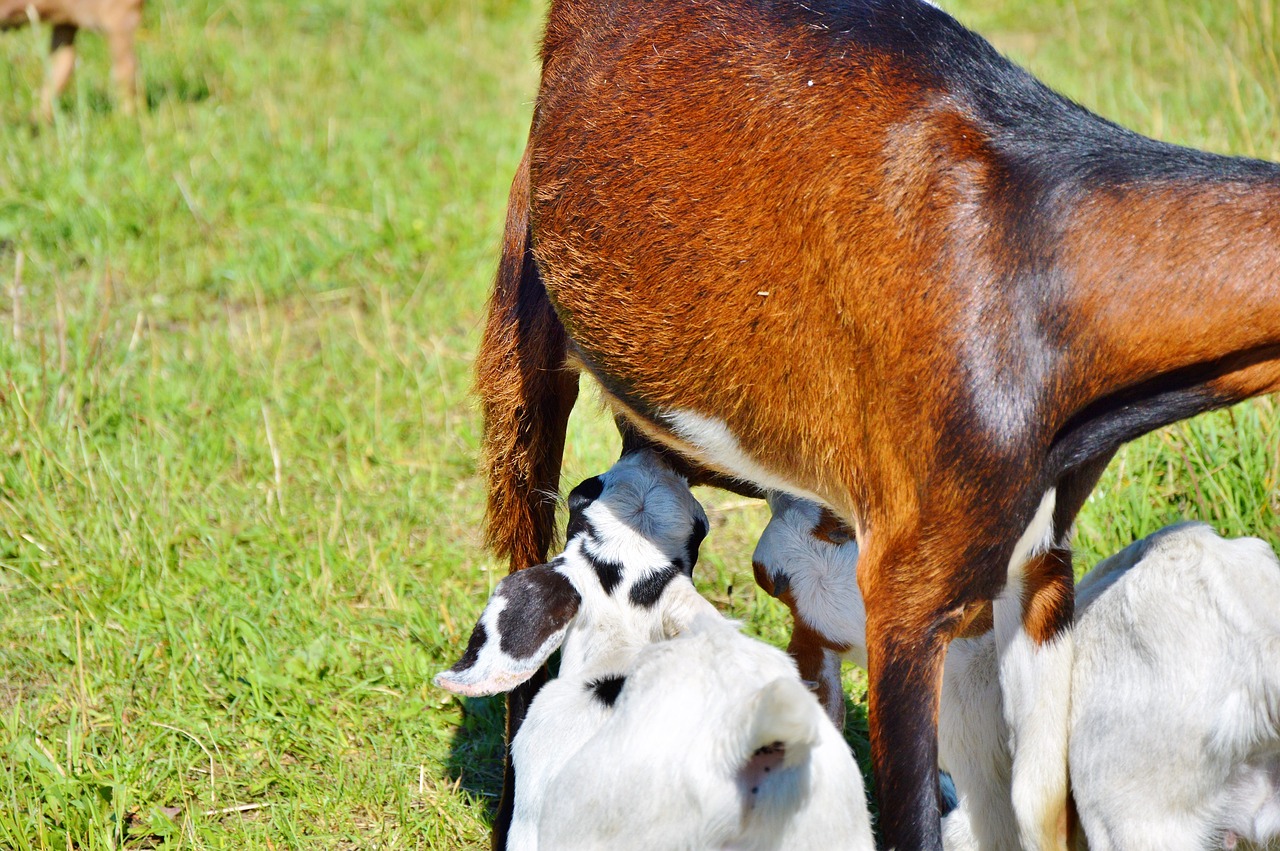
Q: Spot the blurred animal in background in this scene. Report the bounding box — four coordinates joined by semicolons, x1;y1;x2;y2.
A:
437;450;873;850
1;0;143;119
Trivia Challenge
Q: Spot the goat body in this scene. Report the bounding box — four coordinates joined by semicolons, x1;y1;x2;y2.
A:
476;0;1280;846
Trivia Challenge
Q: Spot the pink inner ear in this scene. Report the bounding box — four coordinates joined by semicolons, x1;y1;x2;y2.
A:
742;741;788;806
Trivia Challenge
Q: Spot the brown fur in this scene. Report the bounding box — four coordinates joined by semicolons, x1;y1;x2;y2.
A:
955;599;994;640
476;1;1280;845
2;0;143;119
474;146;580;573
788;619;846;729
1021;547;1076;646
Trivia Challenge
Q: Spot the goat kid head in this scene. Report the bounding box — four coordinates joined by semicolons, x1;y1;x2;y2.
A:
436;449;712;697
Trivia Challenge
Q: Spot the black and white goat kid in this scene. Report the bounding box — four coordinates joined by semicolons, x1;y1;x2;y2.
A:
437;450;873;850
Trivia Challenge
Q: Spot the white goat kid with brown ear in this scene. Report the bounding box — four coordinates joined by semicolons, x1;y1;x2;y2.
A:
437;451;873;851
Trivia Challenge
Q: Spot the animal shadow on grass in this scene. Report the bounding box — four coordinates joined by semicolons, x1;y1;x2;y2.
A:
142;73;212;110
442;693;507;818
444;651;566;816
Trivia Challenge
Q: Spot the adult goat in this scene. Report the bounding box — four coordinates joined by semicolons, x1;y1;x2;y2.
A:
475;0;1280;847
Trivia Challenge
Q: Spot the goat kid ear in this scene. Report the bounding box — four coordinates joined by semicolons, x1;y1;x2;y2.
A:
658;579;722;637
434;563;580;697
742;676;820;774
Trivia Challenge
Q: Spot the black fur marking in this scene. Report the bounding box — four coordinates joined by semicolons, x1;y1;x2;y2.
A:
447;620;487;674
587;674;627;708
580;538;625;596
496;563;581;659
869;635;947;850
684;515;708;574
629;564;681;608
568;475;604;513
565;477;604;541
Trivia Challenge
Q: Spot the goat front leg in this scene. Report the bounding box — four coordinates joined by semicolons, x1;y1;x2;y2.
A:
42;24;77;121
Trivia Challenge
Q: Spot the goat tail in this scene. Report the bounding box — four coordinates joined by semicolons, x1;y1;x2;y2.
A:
474;142;579;573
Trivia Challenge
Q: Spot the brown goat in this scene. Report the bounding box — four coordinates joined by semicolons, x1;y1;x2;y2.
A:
2;0;143;119
473;1;1280;848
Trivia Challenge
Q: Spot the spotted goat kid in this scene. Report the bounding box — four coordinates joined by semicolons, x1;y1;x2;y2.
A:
437;451;873;851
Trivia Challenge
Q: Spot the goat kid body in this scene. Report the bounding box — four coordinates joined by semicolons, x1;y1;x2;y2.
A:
439;452;873;850
1069;523;1280;851
479;0;1280;846
1;0;142;118
542;618;874;851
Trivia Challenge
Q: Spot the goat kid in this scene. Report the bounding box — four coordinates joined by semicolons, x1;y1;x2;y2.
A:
1;0;142;119
755;497;1280;850
438;451;873;850
542;615;874;851
1069;522;1280;851
476;0;1280;846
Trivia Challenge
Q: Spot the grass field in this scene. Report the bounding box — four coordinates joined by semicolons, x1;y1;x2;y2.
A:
1;0;1277;847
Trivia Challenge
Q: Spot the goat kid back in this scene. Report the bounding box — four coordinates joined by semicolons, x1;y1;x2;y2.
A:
1070;523;1280;851
543;618;874;851
477;0;1280;847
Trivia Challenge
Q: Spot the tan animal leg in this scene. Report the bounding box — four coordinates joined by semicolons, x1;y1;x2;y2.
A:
41;24;77;121
106;21;139;114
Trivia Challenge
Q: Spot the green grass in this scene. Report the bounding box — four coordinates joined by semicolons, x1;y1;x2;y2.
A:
0;0;1277;847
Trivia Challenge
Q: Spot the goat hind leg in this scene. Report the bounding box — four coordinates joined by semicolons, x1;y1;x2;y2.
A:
106;19;140;114
862;534;985;851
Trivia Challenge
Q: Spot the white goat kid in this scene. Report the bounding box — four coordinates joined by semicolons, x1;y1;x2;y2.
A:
544;616;874;851
754;497;1280;851
438;451;873;850
1069;522;1280;851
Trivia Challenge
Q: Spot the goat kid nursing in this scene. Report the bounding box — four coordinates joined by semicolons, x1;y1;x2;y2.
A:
754;496;1280;850
437;451;873;851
